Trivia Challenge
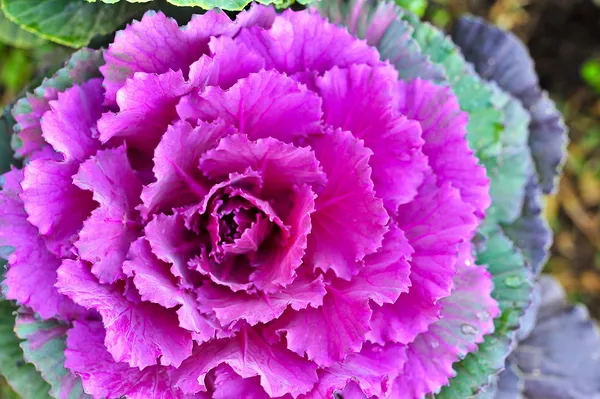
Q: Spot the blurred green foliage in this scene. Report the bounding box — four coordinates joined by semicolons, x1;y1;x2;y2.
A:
0;45;33;94
0;377;19;399
396;0;427;16
0;42;73;107
582;57;600;94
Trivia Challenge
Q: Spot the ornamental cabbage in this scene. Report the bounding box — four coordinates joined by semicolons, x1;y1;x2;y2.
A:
0;2;569;399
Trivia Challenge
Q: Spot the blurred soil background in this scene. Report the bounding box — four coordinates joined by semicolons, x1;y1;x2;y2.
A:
0;3;597;394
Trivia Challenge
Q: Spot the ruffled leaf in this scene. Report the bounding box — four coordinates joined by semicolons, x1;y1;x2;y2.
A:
65;320;184;399
101;9;233;104
395;78;490;216
56;260;192;370
11;48;103;159
483;84;533;224
1;169;86;320
339;224;412;307
211;364;269;399
73;146;143;284
124;238;218;343
21;159;95;256
199;134;326;196
312;0;444;82
503;178;551;276
98;70;191;154
306;342;407;398
249;184;317;292
177;70;323;144
40;78;103;163
195;276;326;326
144;213;201;287
237;9;381;78
481;362;524;399
269;286;372;368
392;245;498;397
273;226;410;368
307;129;389;280
140;119;236;218
173;325;318;398
189;36;265;89
315;64;428;211
369;180;479;345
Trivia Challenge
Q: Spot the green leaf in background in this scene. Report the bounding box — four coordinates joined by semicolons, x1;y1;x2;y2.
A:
581;57;600;94
91;0;295;12
1;0;150;47
15;311;90;399
0;301;51;399
175;0;288;11
1;49;33;95
0;106;16;175
88;0;151;3
167;0;275;11
395;0;426;17
0;376;20;399
0;8;45;48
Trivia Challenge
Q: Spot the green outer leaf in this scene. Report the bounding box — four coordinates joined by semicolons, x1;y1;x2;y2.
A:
395;11;535;398
0;8;45;48
402;14;503;160
484;84;533;225
435;334;512;399
1;0;150;47
435;226;533;398
480;226;532;329
15;311;91;399
0;301;51;399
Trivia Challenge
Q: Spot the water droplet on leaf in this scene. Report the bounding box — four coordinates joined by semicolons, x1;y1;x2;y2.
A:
460;323;478;335
476;311;490;321
504;275;525;288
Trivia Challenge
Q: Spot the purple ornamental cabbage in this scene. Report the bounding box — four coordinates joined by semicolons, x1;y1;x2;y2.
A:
0;4;506;399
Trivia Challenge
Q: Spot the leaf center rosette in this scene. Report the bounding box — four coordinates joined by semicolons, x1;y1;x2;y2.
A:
0;4;502;399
